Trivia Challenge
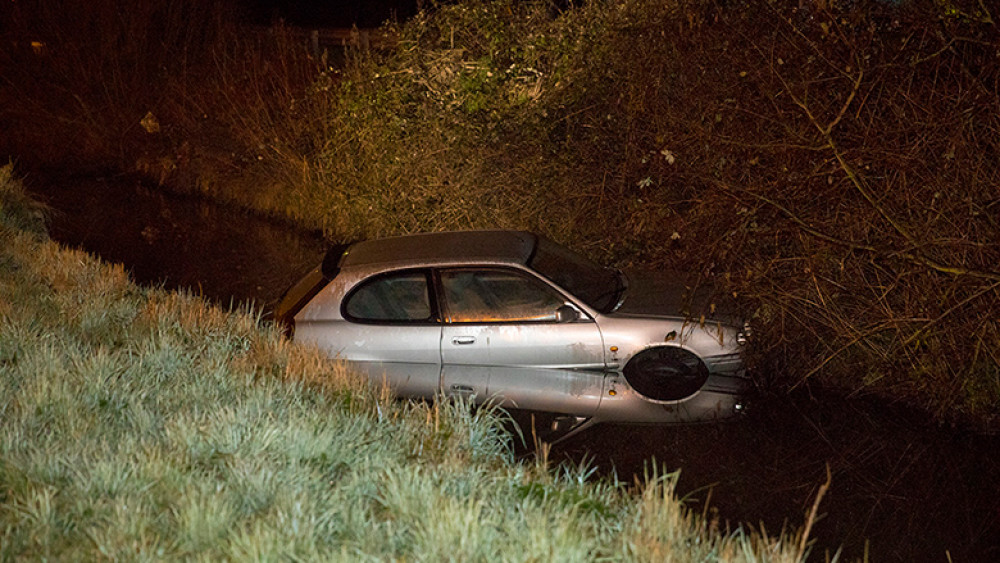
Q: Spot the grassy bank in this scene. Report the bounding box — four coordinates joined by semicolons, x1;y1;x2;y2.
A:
2;0;997;428
0;166;814;560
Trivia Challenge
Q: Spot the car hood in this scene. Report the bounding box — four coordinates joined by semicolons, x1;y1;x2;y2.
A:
614;270;741;325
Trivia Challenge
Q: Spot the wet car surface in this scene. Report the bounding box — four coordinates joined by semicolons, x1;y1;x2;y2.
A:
276;230;752;436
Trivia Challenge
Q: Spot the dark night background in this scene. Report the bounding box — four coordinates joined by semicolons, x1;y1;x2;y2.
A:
240;0;422;27
239;0;571;27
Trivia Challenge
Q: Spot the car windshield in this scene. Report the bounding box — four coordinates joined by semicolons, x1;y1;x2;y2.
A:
529;237;624;313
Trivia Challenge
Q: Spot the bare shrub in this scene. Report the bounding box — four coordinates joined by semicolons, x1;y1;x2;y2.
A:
667;1;1000;425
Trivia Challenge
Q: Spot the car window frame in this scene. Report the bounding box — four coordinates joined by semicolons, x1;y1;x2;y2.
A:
340;268;442;325
433;266;592;325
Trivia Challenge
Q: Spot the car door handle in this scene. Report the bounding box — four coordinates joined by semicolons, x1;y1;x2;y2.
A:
451;384;475;393
452;336;476;345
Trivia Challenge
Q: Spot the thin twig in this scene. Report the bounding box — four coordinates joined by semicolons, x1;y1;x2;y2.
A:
790;321;905;391
822;65;863;135
728;179;1000;282
903;280;1000;347
723;184;877;253
798;463;832;557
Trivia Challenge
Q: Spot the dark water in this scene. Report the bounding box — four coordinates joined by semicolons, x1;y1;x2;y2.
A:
29;173;326;312
28;174;1000;562
552;395;999;562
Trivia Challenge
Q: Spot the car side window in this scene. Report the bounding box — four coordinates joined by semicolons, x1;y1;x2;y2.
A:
441;269;566;323
344;271;433;322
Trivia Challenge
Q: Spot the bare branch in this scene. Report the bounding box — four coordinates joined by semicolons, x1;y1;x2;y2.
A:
715;180;877;253
903;281;1000;348
790;320;919;391
797;464;832;558
771;63;1000;282
716;179;1000;282
822;65;864;135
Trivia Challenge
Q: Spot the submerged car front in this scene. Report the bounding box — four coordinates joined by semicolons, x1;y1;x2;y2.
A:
526;240;752;424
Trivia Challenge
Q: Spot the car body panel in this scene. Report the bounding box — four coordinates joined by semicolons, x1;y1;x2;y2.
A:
441;320;607;415
295;320;442;399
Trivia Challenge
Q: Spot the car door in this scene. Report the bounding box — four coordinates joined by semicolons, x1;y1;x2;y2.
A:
296;269;442;399
438;267;606;416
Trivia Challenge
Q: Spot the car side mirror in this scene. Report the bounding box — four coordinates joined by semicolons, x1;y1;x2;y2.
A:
556;304;580;323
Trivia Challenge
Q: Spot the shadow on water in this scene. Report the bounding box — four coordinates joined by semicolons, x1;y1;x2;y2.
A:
531;392;1000;562
29;173;327;313
28;173;1000;562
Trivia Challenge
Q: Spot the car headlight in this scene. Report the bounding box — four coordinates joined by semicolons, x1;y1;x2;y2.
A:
736;321;752;346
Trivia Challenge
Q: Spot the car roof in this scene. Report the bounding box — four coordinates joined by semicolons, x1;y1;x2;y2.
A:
339;230;537;269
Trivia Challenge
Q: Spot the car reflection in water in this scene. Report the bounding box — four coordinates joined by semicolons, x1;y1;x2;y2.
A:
276;230;752;440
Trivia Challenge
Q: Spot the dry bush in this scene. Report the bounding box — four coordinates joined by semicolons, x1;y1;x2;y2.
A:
666;0;1000;425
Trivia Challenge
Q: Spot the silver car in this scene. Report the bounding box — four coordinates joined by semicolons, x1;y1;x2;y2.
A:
276;231;751;438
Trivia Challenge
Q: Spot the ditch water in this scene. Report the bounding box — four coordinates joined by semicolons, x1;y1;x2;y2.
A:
31;173;327;309
28;173;1000;562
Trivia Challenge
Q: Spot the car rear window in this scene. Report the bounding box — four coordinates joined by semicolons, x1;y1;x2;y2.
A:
344;271;433;322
